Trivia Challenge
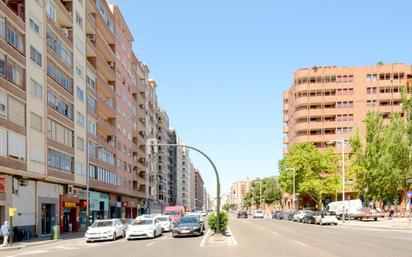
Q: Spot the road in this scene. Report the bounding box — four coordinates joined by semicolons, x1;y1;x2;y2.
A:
3;216;412;257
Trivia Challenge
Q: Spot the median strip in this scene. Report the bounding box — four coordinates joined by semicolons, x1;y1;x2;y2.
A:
293;241;307;247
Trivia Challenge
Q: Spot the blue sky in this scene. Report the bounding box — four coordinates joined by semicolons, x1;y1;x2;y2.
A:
115;0;412;197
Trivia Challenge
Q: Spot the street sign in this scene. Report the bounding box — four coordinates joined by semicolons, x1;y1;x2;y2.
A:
9;208;17;217
406;191;412;198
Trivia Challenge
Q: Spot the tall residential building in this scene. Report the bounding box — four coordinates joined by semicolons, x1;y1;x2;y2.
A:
230;180;251;210
202;187;210;211
194;169;204;211
282;64;411;155
176;139;190;209
167;128;177;206
188;161;196;210
156;106;169;209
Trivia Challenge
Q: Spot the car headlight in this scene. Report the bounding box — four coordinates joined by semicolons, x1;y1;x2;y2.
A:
104;230;113;234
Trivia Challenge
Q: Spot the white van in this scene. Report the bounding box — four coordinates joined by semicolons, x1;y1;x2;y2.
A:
326;199;363;219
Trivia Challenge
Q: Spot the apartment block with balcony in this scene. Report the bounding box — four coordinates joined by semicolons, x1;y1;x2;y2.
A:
156;106;169;208
176;140;190;208
283;64;412;154
168;128;177;206
194;169;204;211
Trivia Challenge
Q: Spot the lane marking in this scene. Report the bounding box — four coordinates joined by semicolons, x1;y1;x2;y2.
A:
200;229;210;247
145;241;155;247
6;250;49;257
227;226;238;246
272;231;279;236
293;240;307;247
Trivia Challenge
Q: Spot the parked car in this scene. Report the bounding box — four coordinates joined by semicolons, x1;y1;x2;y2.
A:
281;211;295;220
120;218;135;233
85;219;125;243
172;216;204;237
302;211;317;224
126;217;163;240
356;208;385;221
238;210;248;218
196;211;208;218
184;213;205;230
315;211;338;225
253;210;265;218
156;215;173;232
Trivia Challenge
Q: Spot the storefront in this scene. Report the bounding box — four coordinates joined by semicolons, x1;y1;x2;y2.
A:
76;189;88;231
60;195;80;233
37;182;60;237
89;191;109;223
110;194;121;219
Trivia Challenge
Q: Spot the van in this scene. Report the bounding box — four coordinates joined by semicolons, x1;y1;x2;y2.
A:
164;206;185;223
326;199;363;219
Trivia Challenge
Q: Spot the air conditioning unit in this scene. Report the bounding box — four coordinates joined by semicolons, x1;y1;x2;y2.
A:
67;185;74;195
62;28;69;37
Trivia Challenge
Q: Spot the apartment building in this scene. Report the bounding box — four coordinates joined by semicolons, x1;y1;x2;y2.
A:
283;64;412;155
202;187;210;211
156;106;169;209
194;169;204;211
167;128;177;206
176;140;190;209
188;162;196;210
229;180;251;210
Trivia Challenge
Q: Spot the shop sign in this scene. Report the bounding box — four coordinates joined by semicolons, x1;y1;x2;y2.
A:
121;201;128;207
64;202;77;208
0;177;5;192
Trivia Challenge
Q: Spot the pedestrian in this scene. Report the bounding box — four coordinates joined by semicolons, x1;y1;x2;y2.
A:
1;221;10;247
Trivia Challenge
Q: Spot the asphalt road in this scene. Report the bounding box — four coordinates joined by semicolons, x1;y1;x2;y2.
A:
3;216;412;257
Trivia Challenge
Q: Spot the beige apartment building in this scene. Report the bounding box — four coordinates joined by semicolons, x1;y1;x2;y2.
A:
229;180;251;210
283;64;411;154
0;0;193;238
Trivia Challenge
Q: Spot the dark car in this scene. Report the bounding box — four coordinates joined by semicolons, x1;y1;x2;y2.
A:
272;211;282;219
237;211;248;218
281;211;295;220
172;216;204;237
302;211;317;224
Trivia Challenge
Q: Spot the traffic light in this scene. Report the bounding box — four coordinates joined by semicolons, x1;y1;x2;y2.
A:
146;138;158;154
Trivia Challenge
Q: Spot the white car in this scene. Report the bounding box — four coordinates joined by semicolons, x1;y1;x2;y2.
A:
315;211;338;225
85;219;125;242
126;217;162;240
157;215;173;232
293;210;309;222
253;210;264;218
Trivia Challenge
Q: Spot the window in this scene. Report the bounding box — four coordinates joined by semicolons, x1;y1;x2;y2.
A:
0;128;6;156
88;141;96;157
76;111;85;127
0;90;6;118
0;52;4;77
47;90;73;119
96;0;114;33
76;162;84;176
48;149;72;172
86;74;96;90
30;113;42;131
30;79;43;99
86;95;96;113
76;87;84;101
76;136;84;151
47;119;73;147
47;60;73;92
46;29;73;68
6;58;24;89
8;131;25;160
0;16;5;39
6;23;25;53
29;18;40;33
75;66;83;77
30;46;42;66
46;0;57;22
97;147;115;165
8;96;25;126
87;119;96;135
31;147;44;163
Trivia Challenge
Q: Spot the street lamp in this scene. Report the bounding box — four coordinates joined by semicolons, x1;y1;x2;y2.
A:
327;135;346;223
283;167;296;211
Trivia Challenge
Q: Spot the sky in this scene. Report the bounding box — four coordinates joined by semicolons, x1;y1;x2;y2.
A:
114;0;412;197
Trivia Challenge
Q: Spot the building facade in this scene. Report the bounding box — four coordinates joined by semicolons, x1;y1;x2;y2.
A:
176;140;190;209
229;180;251;210
167;128;177;206
0;0;200;238
194;169;204;211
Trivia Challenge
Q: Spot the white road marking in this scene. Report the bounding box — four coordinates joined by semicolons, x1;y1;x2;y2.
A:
145;241;155;247
200;229;211;247
227;226;238;246
293;240;307;247
6;250;49;257
272;231;279;236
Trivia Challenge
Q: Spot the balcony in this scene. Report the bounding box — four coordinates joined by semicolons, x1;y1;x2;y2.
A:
96;9;115;45
86;12;96;35
0;0;24;28
55;0;73;28
97;116;116;137
86;35;97;58
96;95;115;119
97;55;115;82
96;72;115;98
96;32;115;63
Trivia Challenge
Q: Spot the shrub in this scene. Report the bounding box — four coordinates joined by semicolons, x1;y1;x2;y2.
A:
208;211;228;232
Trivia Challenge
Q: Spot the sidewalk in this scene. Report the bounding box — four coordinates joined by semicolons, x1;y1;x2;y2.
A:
0;231;85;252
339;218;412;231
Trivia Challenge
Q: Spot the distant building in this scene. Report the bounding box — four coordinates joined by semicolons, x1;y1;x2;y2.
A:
194;170;204;211
230;179;251;210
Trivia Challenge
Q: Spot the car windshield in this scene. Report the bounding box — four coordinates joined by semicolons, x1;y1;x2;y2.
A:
157;217;168;221
121;219;133;225
91;221;113;227
165;211;180;216
179;217;198;224
323;211;336;216
132;219;153;225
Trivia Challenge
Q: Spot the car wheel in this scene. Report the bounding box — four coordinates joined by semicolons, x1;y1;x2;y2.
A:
112;232;116;241
172;232;176;238
334;223;338;226
153;230;157;238
86;240;91;243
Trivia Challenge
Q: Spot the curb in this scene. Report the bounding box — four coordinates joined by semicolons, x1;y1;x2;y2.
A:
339;223;412;231
0;236;84;252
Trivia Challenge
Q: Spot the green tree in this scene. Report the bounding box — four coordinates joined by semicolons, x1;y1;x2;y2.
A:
242;177;282;208
278;143;340;209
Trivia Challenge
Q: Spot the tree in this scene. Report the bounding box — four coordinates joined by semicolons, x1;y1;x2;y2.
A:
278;143;340;210
222;203;237;211
242;177;282;208
348;112;411;204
